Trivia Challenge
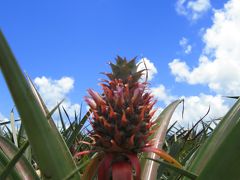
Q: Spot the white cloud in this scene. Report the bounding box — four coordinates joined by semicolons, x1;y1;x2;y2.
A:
34;76;80;118
152;91;229;126
137;57;158;81
149;83;229;125
151;84;176;104
170;0;240;95
179;37;192;54
173;94;229;125
176;0;211;20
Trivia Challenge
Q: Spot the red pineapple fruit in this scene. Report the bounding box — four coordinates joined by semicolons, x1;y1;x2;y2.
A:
76;56;181;180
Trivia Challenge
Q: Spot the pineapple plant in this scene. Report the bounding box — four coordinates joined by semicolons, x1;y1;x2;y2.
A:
77;56;181;179
2;30;240;180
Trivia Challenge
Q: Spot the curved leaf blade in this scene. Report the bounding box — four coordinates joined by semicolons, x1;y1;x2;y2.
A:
0;150;22;179
147;158;197;180
141;99;183;180
0;141;30;179
0;136;38;179
186;98;240;179
0;30;80;179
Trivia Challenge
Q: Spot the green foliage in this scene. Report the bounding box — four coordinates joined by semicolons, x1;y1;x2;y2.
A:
0;30;80;179
147;158;197;180
141;100;184;180
0;141;30;179
0;30;240;180
157;110;217;179
186;98;240;180
0;136;38;179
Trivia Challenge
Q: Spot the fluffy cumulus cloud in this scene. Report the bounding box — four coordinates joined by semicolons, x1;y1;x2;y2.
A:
153;92;229;126
137;57;158;81
34;76;80;118
170;0;240;95
176;0;211;20
149;83;229;125
133;58;229;125
151;84;176;105
172;94;229;125
179;37;192;54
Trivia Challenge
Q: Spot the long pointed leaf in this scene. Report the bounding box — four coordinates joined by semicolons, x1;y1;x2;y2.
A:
147;158;197;179
186;98;240;179
0;119;20;126
26;73;61;130
10;109;18;147
0;150;21;179
0;135;38;179
0;141;30;179
0;30;80;179
141;99;183;180
62;106;74;132
66;110;91;148
17;124;32;162
58;106;66;131
0;119;21;126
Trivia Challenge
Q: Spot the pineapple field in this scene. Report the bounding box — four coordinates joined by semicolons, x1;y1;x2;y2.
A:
0;28;240;180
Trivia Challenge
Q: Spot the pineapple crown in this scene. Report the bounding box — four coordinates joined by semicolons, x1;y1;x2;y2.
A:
106;56;144;83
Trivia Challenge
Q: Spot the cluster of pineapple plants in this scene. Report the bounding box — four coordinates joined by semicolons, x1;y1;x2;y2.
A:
1;30;240;180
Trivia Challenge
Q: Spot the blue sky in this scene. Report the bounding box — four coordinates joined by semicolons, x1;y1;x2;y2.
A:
1;0;239;125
